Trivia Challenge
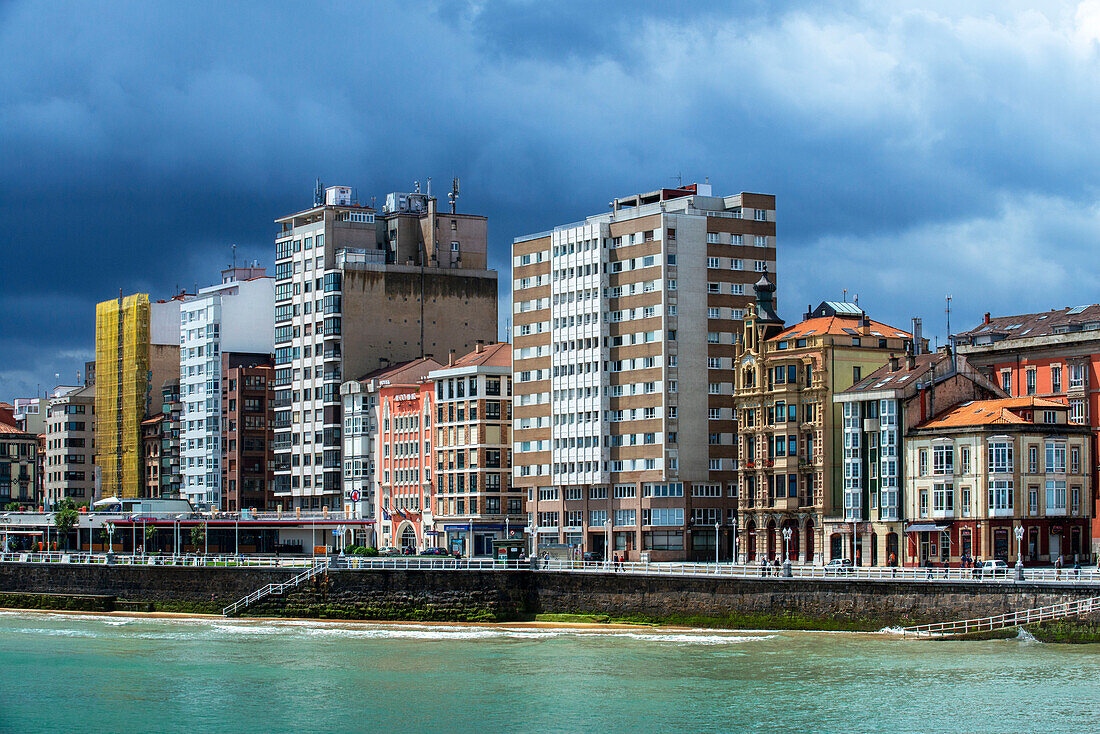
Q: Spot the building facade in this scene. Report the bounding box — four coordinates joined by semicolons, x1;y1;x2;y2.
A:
341;357;442;548
273;184;498;511
1;423;39;508
44;385;96;507
953;305;1100;557
905;398;1092;566
733;299;911;564
94;293;183;499
180;267;273;508
428;342;517;556
223;363;275;511
833;345;1003;566
140;382;183;499
512;184;775;561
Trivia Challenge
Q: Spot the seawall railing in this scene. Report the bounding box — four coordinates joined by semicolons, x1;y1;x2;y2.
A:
222;560;329;617
900;596;1100;636
4;552;1100;585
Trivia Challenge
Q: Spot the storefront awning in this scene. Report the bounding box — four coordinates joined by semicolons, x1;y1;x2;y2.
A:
904;522;945;533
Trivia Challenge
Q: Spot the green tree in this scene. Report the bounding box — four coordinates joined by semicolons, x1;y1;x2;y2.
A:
144;524;157;553
190;523;207;553
53;499;79;551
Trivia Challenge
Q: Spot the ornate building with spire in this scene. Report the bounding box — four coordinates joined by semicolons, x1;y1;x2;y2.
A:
732;285;911;565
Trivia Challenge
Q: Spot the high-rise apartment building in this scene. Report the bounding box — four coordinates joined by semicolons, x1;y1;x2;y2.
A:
94;293;184;499
44;385;96;507
179;266;273;508
273;183;497;510
511;183;775;561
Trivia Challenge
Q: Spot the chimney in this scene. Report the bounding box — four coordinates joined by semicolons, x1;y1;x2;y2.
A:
906;351;916;371
805;304;813;320
448;349;456;366
912;317;923;356
984;312;991;325
476;339;484;354
889;353;900;372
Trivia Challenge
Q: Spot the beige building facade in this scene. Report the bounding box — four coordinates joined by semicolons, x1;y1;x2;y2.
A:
44;385;96;507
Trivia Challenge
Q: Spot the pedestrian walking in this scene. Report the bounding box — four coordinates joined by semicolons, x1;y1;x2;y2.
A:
759;556;766;577
1055;554;1063;581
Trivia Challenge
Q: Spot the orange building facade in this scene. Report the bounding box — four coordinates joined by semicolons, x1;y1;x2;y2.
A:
376;379;436;551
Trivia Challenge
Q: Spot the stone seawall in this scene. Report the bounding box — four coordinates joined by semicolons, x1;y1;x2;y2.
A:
2;563;1098;629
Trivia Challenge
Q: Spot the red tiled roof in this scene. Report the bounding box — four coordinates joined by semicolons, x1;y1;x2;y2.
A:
0;422;33;436
919;397;1066;429
451;342;511;368
358;356;444;385
771;316;910;342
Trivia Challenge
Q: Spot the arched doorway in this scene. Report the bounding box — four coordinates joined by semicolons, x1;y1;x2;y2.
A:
804;519;814;564
886;532;899;566
745;520;757;561
781;519;799;562
766;519;777;560
400;525;417;551
870;532;878;566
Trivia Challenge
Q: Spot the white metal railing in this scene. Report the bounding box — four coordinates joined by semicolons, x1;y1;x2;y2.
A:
5;552;1100;585
0;552;317;568
901;596;1100;637
222;560;329;616
535;559;1100;585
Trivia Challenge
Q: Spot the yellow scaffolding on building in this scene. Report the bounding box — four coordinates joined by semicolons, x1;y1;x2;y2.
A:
95;294;150;499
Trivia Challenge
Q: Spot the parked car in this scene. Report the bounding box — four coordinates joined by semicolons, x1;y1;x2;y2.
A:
582;551;603;563
420;547;450;557
824;558;853;575
378;546;401;557
976;559;1009;578
401;546;414;555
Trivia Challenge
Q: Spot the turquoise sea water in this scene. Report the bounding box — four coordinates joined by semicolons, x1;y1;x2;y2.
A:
1;611;1098;733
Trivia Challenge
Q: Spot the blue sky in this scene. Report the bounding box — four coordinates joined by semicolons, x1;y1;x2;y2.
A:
4;1;1100;400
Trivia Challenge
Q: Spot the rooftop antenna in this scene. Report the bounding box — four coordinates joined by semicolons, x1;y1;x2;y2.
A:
414;180;421;194
449;177;460;214
314;178;324;206
842;288;848;302
672;172;683;187
426;177;432;198
946;294;955;370
231;244;237;270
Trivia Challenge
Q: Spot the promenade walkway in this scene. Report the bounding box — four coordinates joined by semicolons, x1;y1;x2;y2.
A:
4;552;1099;586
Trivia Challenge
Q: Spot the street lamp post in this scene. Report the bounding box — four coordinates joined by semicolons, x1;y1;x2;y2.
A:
605;518;612;569
1015;525;1025;581
336;524;347;555
733;516;739;565
714;521;721;566
782;526;793;578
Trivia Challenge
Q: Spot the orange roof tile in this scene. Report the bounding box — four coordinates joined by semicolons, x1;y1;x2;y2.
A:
770;316;910;342
451;342;511;368
919;397;1067;429
0;422;33;436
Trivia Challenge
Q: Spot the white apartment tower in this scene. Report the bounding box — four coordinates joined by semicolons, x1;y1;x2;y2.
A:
512;184;776;561
180;266;274;508
274;183;497;510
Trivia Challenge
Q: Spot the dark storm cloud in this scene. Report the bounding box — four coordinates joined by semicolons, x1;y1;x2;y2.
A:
4;0;1100;399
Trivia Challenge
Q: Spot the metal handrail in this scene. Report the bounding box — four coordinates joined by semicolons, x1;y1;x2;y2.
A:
900;596;1100;637
222;560;329;616
4;552;1100;585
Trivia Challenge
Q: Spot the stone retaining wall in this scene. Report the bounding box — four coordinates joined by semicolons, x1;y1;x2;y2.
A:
2;563;1097;629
